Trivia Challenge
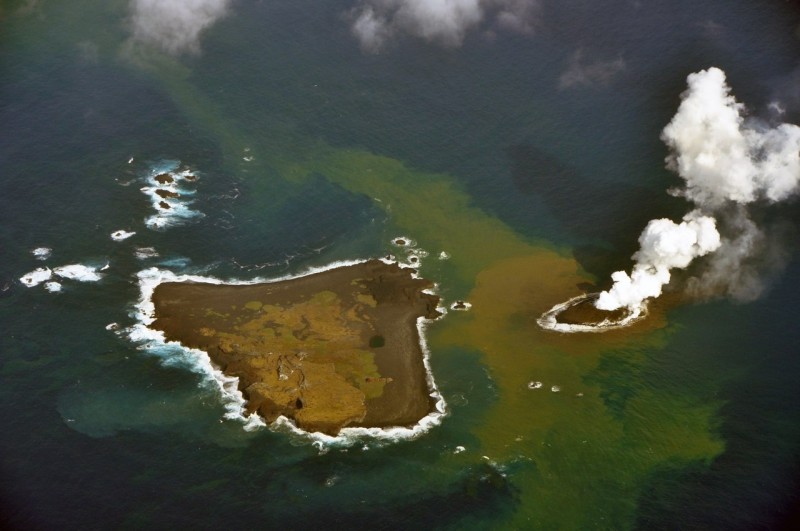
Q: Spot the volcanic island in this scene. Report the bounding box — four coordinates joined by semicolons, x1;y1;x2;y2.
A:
149;260;442;435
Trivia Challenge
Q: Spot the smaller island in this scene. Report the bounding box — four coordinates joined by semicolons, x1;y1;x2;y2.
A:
149;260;441;435
537;292;645;333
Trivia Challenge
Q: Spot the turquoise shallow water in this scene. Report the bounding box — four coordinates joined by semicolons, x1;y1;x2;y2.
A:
2;0;800;529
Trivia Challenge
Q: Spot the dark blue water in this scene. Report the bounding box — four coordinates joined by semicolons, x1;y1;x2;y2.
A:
2;0;800;529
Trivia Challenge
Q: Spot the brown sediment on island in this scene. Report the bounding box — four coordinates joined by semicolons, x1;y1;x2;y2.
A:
149;259;441;435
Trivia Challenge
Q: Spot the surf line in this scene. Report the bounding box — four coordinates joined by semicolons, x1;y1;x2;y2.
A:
126;254;448;446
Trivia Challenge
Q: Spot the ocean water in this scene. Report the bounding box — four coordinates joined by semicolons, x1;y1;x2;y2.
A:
2;0;800;529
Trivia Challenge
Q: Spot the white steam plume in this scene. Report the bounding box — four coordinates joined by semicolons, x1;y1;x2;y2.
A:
349;0;540;52
129;0;232;56
661;67;800;207
595;67;800;313
595;211;721;311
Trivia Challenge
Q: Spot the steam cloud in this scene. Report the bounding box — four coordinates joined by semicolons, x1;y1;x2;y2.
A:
595;211;721;310
350;0;541;52
595;67;800;312
128;0;232;56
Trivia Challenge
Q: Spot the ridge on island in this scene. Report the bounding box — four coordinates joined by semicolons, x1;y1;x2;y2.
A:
149;259;442;435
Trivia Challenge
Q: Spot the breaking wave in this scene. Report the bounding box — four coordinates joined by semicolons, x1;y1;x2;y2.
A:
140;160;204;231
537;293;647;333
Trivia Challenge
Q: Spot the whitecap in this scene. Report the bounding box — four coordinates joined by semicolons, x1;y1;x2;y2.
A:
53;264;103;282
450;300;471;311
527;381;543;390
111;230;136;241
156;257;191;268
134;247;159;260
141;162;204;231
44;281;62;293
20;267;52;287
32;247;52;261
391;236;415;247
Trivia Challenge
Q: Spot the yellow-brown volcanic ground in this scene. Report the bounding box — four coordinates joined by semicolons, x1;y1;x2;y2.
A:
149;260;441;435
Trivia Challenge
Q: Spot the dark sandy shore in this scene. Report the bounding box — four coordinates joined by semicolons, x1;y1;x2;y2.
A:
150;260;441;435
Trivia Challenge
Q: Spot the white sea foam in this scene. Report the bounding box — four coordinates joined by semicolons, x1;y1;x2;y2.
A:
20;267;53;287
391;235;416;248
141;162;204;231
537;293;647;333
44;281;62;293
53;264;103;282
111;230;136;241
134;247;159;260
156;257;192;268
128;254;447;446
32;247;52;261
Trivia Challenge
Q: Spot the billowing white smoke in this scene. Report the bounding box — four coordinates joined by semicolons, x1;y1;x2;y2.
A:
350;0;540;52
595;211;721;310
129;0;232;56
661;67;800;207
596;67;800;312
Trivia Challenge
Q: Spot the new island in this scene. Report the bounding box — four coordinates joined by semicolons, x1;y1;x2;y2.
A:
149;259;442;435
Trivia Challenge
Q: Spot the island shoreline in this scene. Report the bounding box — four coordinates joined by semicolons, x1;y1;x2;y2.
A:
127;258;448;444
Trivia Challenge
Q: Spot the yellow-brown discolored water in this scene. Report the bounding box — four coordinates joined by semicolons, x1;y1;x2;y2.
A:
436;254;722;527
